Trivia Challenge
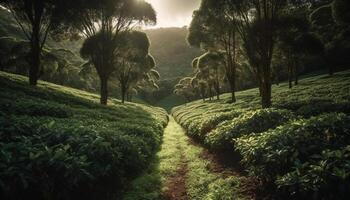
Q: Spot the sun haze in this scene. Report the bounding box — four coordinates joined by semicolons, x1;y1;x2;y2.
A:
146;0;201;28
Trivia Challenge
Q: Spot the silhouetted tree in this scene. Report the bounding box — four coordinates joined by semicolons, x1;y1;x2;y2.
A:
211;0;289;108
68;0;156;105
0;0;68;85
196;51;225;100
174;77;195;102
188;0;240;102
332;0;350;25
114;31;157;103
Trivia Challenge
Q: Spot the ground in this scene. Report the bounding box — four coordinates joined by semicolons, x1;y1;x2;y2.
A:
123;117;248;200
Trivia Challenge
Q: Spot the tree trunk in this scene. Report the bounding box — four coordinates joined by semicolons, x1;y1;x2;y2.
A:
200;86;206;102
294;62;299;86
260;60;272;108
29;24;41;86
100;77;108;105
260;75;272;108
209;85;213;101
215;82;220;100
228;78;236;103
121;84;127;104
288;65;293;89
275;74;280;86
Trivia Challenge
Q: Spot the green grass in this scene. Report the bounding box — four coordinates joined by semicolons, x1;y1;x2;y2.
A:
172;70;350;198
123;117;246;200
0;71;168;200
122;117;184;200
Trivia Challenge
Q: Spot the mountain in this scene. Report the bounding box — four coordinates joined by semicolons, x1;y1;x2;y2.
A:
144;27;202;81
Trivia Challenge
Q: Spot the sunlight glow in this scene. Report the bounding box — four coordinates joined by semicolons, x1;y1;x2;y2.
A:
145;0;201;28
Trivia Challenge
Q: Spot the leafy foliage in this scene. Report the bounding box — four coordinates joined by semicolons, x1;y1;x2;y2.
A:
0;72;168;200
172;70;350;198
206;109;294;150
236;113;350;198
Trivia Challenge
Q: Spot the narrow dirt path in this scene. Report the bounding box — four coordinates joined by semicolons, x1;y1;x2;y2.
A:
161;117;189;200
123;116;250;200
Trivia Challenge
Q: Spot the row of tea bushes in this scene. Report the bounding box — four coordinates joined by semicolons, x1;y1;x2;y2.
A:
172;71;350;198
235;113;350;199
0;72;168;200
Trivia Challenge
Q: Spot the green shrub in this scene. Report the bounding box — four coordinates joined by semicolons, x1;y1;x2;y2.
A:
0;99;72;118
275;146;350;199
296;101;350;117
205;109;294;150
235;113;350;197
0;72;168;200
198;111;243;136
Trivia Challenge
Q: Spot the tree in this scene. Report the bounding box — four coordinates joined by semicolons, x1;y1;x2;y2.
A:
0;37;18;71
68;0;156;105
276;9;325;88
126;68;160;102
332;0;350;25
174;77;196;102
310;2;349;75
114;31;157;103
191;57;207;102
191;72;208;102
210;0;289;108
0;0;68;85
196;51;226;100
188;0;240;102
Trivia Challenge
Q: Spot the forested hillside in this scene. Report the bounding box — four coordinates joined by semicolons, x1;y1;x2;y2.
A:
145;27;202;80
0;8;201;106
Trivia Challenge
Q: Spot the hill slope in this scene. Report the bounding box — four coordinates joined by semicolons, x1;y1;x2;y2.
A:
144;27;202;80
172;70;350;199
0;71;168;200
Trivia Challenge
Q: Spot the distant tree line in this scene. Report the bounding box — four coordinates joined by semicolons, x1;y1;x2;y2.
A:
174;0;350;108
0;0;160;105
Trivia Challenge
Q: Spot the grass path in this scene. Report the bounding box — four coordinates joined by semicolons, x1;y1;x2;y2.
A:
123;116;248;200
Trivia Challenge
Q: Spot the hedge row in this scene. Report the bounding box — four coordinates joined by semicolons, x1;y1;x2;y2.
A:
172;71;350;198
0;72;168;200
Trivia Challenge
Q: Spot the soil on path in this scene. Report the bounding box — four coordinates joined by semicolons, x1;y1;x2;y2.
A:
162;155;188;200
161;117;189;200
160;117;258;200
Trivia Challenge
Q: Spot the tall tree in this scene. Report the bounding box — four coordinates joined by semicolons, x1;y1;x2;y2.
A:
332;0;350;25
196;51;226;100
174;77;196;102
188;0;240;102
68;0;156;105
211;0;288;108
0;0;67;85
115;31;156;103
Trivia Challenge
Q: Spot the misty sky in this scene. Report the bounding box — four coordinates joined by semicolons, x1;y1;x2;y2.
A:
146;0;201;28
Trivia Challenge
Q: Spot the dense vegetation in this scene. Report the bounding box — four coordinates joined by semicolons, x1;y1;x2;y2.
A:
172;70;350;199
1;0;350;199
0;7;201;107
175;0;350;109
0;72;168;200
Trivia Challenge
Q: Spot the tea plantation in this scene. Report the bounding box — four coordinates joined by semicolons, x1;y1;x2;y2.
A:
172;70;350;199
0;71;168;200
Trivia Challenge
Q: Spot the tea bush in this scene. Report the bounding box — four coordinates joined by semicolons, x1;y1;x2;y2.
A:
236;113;350;197
0;72;168;200
276;145;350;199
205;109;294;150
172;70;350;198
